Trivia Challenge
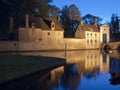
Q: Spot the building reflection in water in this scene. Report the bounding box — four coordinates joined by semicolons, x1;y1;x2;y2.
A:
18;50;120;89
49;50;111;90
100;54;109;74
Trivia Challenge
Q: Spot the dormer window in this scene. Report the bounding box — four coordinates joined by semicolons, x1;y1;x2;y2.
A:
48;32;50;36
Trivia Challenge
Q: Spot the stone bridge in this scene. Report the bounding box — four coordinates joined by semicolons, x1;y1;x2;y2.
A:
101;42;120;50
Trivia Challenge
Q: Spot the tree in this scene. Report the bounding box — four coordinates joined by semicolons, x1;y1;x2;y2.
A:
82;14;102;26
67;4;81;21
60;4;81;37
0;0;53;36
110;14;120;41
48;5;60;18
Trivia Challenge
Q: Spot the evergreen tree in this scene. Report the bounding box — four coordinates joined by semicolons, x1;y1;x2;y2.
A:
110;14;120;41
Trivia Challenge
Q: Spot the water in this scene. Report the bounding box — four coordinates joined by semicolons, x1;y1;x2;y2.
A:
1;50;120;90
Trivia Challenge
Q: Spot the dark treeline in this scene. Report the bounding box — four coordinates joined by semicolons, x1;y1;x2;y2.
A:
0;0;106;38
109;14;120;42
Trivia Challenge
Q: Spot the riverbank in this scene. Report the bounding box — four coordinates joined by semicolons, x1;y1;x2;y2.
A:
0;55;66;84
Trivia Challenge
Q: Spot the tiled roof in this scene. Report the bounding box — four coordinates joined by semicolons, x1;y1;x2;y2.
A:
19;16;63;31
53;19;63;31
29;16;51;30
77;24;99;32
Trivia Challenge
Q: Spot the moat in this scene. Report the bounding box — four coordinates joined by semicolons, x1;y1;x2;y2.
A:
1;50;120;90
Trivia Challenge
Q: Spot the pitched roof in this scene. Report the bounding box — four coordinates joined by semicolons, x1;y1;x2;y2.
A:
77;24;99;32
52;19;63;31
29;16;51;30
19;16;63;31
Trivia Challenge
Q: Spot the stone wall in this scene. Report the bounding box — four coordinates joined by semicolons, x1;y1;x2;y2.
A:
0;41;18;52
0;38;101;52
0;41;65;52
102;42;120;50
18;28;42;41
64;38;86;50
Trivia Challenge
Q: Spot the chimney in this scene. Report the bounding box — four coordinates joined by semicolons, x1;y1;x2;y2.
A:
25;14;29;30
79;18;83;25
10;16;14;32
57;15;60;21
94;18;97;26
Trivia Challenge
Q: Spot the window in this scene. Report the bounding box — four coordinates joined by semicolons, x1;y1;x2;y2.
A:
95;34;97;37
104;28;106;31
91;40;92;43
95;40;97;43
38;38;42;41
87;40;89;43
91;33;92;37
52;24;55;28
82;27;83;30
87;33;89;36
14;43;16;46
48;32;50;36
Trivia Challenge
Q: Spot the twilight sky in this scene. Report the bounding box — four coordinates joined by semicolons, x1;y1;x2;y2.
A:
52;0;120;23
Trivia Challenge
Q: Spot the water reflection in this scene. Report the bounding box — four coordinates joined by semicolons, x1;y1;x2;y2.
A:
2;50;120;90
109;57;120;85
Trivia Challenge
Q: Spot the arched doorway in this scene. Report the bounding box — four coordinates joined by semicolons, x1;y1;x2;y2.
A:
103;34;107;43
104;45;111;53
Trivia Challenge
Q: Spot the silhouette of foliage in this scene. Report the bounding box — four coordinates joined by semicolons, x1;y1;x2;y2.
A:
0;0;54;36
82;14;102;26
60;4;81;37
109;14;120;41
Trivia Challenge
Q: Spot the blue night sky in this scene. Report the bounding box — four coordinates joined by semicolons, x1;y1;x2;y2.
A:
52;0;120;23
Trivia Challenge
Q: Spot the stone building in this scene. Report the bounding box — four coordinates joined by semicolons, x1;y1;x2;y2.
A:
9;14;65;50
0;15;110;52
100;24;110;43
75;18;100;49
13;14;64;42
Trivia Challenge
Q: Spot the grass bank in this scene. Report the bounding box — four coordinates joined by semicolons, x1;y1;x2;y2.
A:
0;55;66;84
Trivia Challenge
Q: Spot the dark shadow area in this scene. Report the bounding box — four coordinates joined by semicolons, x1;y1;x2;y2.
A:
109;58;120;85
104;45;112;53
117;45;120;54
0;64;65;90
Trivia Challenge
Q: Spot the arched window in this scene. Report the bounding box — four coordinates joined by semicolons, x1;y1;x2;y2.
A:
103;34;107;43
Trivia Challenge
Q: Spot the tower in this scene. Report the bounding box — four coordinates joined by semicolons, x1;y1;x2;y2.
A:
100;24;110;44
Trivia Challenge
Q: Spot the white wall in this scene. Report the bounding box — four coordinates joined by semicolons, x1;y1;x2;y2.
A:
100;24;110;43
